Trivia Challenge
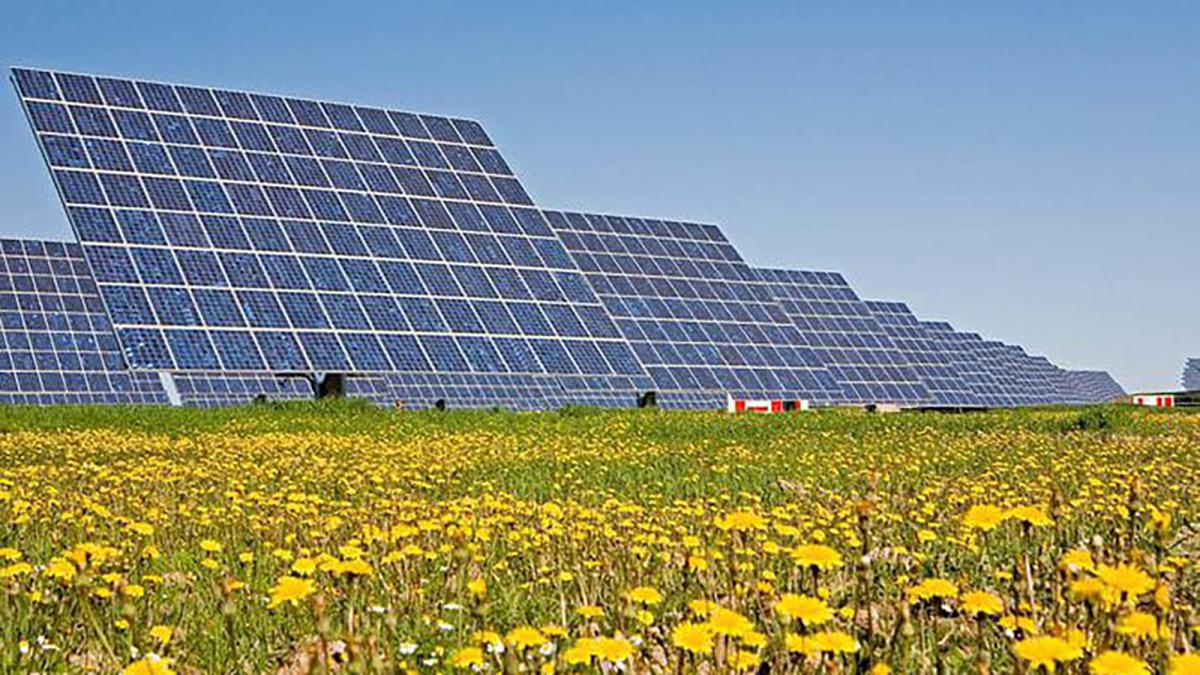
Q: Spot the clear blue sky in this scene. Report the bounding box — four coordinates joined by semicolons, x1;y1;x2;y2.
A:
1;1;1195;391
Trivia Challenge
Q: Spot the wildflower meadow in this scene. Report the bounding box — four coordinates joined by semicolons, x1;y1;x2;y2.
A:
1;403;1199;673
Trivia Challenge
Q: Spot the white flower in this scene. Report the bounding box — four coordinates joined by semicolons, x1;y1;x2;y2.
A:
437;621;455;632
398;642;418;655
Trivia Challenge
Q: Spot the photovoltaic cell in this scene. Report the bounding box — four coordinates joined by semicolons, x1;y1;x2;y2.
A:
0;238;165;404
862;300;981;407
12;68;652;408
757;271;932;406
546;211;844;407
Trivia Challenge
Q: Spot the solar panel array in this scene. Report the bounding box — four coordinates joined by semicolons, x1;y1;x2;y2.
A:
11;67;651;409
755;270;931;405
1184;359;1200;391
546;212;844;407
0;238;165;404
5;67;1125;409
861;301;979;406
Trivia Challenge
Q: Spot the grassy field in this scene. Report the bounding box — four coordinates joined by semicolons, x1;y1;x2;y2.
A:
1;403;1199;674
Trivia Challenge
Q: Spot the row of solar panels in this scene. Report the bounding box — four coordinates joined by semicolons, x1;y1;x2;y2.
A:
0;235;1124;408
0;67;1124;408
1184;359;1200;391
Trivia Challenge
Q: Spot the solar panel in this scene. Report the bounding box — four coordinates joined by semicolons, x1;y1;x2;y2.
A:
0;237;166;404
12;68;653;409
1062;370;1125;403
862;300;981;407
1184;358;1200;391
756;272;932;406
545;212;845;407
919;321;1017;407
993;345;1060;403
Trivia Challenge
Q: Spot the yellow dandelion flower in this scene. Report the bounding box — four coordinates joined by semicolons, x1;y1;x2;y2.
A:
149;625;173;645
625;586;662;605
1096;564;1155;598
671;622;713;653
267;575;314;609
908;578;959;603
506;626;547;650
1088;651;1149;675
707;607;755;638
467;578;487;597
1169;653;1200;675
961;590;1004;617
775;593;833;626
963;504;1008;531
784;633;810;654
122;655;175;675
716;511;767;532
449;646;484;669
576;604;604;619
999;615;1040;635
1007;505;1052;527
562;638;599;665
1116;612;1164;642
791;544;844;570
595;637;634;663
1059;549;1096;574
1013;636;1082;672
807;630;860;654
728;650;759;671
0;562;32;578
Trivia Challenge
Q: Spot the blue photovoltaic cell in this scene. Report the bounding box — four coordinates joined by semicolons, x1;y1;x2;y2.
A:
546;211;844;407
1183;359;1200;391
0;238;166;404
757;270;932;406
12;67;652;409
862;300;981;407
